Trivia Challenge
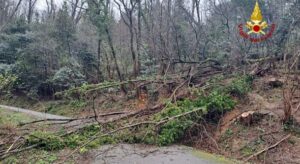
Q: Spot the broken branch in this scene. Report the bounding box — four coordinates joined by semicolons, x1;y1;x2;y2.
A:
244;134;291;162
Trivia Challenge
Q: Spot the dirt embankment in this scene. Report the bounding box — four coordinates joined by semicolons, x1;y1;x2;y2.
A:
210;75;300;164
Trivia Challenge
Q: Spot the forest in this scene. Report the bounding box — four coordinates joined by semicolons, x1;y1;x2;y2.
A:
0;0;300;163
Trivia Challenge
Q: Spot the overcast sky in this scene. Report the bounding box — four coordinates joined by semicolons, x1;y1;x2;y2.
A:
36;0;63;11
33;0;208;21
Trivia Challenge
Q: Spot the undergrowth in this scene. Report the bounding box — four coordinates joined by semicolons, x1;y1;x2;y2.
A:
27;131;65;151
36;99;89;116
283;118;300;134
153;90;236;145
227;75;253;97
25;89;236;151
26;125;116;151
206;74;253;97
24;75;253;152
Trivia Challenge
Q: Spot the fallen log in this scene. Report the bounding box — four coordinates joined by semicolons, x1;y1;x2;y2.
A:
60;107;206;163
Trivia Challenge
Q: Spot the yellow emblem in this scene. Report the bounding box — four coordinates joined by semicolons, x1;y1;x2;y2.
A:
246;0;268;35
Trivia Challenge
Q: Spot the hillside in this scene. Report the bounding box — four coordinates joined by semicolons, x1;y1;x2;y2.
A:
1;0;300;164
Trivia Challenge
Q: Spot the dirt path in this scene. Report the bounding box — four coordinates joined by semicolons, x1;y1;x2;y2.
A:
91;144;235;164
0;104;70;120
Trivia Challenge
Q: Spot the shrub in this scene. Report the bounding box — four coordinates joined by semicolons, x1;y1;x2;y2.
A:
64;134;86;149
227;75;253;97
158;119;194;146
195;90;236;112
154;90;235;146
0;64;13;74
0;73;17;94
64;125;115;149
52;67;86;91
69;100;87;109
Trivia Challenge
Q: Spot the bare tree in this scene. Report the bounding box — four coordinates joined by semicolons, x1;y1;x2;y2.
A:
27;0;38;24
114;0;139;78
69;0;86;24
45;0;56;19
0;0;23;31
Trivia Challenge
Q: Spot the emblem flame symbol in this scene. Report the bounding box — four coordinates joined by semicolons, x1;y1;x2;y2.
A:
246;0;268;35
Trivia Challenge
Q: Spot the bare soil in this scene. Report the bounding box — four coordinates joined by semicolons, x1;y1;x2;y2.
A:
208;75;300;164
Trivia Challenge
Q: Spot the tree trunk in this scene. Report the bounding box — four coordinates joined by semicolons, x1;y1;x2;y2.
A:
27;0;37;24
97;39;104;82
105;27;127;94
137;0;142;76
129;22;138;78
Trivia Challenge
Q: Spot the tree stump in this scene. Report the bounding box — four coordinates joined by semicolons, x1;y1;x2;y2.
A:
239;111;255;126
266;77;284;88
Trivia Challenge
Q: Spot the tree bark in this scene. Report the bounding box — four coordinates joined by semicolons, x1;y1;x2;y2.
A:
105;27;127;94
27;0;37;24
97;39;104;82
115;0;139;78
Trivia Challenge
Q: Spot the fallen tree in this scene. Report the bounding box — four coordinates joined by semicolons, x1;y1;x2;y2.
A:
1;65;233;160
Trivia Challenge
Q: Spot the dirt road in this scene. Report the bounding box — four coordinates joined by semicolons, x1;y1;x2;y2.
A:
92;144;235;164
0;104;70;120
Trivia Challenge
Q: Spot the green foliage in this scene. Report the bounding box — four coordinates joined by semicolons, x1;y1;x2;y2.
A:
0;19;30;64
23;88;236;150
221;129;234;141
33;154;57;164
3;156;19;164
41;100;87;116
4;18;28;34
65;125;116;149
56;80;125;99
227;75;253;97
195;91;236;113
0;73;17;94
26;125;114;152
3;149;58;164
283;118;300;134
153;90;235;146
64;134;87;149
86;0;111;36
69;100;87;109
11;42;49;98
231;0;267;20
26;131;65;151
0;64;13;74
158;119;193;146
77;45;99;82
64;125;99;148
241;145;256;156
118;131;142;144
52;67;86;90
27;150;58;164
53;1;75;51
